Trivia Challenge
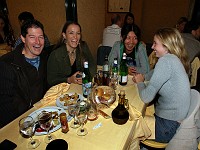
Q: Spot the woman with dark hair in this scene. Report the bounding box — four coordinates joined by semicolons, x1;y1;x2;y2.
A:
121;12;141;40
0;15;15;48
108;24;150;75
47;21;96;87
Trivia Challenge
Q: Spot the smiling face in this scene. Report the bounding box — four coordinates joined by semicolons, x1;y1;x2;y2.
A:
151;35;168;58
124;31;138;54
63;24;81;51
21;27;44;58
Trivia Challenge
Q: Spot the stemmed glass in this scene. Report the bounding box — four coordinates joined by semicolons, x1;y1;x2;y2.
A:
19;116;40;149
38;111;55;143
68;104;80;129
77;111;88;136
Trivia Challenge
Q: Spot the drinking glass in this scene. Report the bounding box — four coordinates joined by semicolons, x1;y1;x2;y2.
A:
109;72;118;90
38;111;55;143
77;111;88;136
68;104;80;129
19;116;40;149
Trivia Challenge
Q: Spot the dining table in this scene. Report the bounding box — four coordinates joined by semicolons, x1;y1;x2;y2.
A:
0;75;154;150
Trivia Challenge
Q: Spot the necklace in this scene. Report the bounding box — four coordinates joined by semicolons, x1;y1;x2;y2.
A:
68;49;76;65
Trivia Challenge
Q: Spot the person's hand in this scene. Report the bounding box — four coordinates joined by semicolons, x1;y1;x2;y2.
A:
132;73;145;83
67;71;82;84
128;66;136;75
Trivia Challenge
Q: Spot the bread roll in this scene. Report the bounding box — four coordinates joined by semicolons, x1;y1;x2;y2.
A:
96;88;103;97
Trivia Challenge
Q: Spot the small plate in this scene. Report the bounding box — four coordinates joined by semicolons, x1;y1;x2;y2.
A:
29;106;72;136
56;93;84;109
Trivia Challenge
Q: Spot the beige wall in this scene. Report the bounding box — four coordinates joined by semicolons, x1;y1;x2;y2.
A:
6;0;191;62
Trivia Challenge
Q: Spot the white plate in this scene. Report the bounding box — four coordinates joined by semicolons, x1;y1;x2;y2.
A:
29;106;72;136
56;93;84;109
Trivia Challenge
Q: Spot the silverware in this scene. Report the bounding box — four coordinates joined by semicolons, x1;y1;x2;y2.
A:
98;110;111;119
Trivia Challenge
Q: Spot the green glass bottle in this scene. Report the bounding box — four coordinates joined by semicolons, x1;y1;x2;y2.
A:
82;61;92;98
119;53;128;85
112;58;118;77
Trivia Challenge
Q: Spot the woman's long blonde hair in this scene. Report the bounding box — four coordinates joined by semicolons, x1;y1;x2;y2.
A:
155;28;190;74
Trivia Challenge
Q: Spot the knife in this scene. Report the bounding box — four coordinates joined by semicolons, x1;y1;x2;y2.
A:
98;110;111;119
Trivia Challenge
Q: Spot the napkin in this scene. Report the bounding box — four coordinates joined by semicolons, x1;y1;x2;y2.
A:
34;83;70;108
127;104;155;150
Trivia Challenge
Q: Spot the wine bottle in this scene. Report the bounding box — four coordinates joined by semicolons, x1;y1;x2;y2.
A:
82;61;92;98
119;53;128;85
111;90;129;125
112;58;118;77
103;55;109;86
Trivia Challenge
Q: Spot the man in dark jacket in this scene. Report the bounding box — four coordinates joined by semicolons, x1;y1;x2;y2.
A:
0;19;48;128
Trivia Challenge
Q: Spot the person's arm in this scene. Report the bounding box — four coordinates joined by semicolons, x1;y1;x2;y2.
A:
108;41;121;67
136;57;171;103
47;50;69;86
135;43;150;74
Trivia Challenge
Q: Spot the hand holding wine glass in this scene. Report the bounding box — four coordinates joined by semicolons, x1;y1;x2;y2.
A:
38;111;55;143
19;116;40;149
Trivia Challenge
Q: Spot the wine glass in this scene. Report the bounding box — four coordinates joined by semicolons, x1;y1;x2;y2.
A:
77;111;88;136
38;111;55;143
19;116;40;149
68;104;80;129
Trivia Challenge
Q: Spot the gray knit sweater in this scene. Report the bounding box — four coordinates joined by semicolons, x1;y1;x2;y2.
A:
137;53;190;121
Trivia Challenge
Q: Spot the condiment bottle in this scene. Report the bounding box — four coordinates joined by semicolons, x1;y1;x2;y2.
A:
60;113;69;133
111;90;129;125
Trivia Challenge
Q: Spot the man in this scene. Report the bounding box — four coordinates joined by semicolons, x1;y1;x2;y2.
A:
0;19;48;128
14;11;50;49
102;14;122;47
182;21;200;62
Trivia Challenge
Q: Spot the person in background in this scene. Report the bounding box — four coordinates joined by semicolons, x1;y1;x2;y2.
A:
0;19;48;128
0;15;15;49
108;24;150;75
133;28;190;143
47;21;96;87
182;21;200;62
14;11;50;49
102;14;122;47
121;12;140;40
175;17;188;33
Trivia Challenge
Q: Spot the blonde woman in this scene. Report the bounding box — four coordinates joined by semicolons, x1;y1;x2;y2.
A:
134;28;190;143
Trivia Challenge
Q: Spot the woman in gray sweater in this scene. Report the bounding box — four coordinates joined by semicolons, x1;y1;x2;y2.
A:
134;28;190;143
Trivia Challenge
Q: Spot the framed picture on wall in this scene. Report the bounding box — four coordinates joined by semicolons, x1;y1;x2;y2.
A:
108;0;130;12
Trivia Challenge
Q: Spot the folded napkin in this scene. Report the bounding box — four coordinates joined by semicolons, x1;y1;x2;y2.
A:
127;104;155;150
34;83;70;108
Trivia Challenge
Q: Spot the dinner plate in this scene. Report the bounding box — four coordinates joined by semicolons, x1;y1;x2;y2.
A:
29;106;72;136
56;93;84;109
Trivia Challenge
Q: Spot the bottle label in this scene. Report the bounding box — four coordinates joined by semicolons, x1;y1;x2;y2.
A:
103;64;109;71
82;72;86;78
119;75;127;83
82;82;92;96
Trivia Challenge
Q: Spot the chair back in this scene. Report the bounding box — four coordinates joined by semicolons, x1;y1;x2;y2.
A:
97;46;112;65
166;89;200;150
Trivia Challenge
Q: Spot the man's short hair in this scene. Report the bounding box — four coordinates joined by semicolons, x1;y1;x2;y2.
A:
111;14;121;25
18;11;34;22
21;19;44;37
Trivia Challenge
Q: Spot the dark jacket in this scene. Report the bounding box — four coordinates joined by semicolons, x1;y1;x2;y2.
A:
47;41;96;87
0;44;47;127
